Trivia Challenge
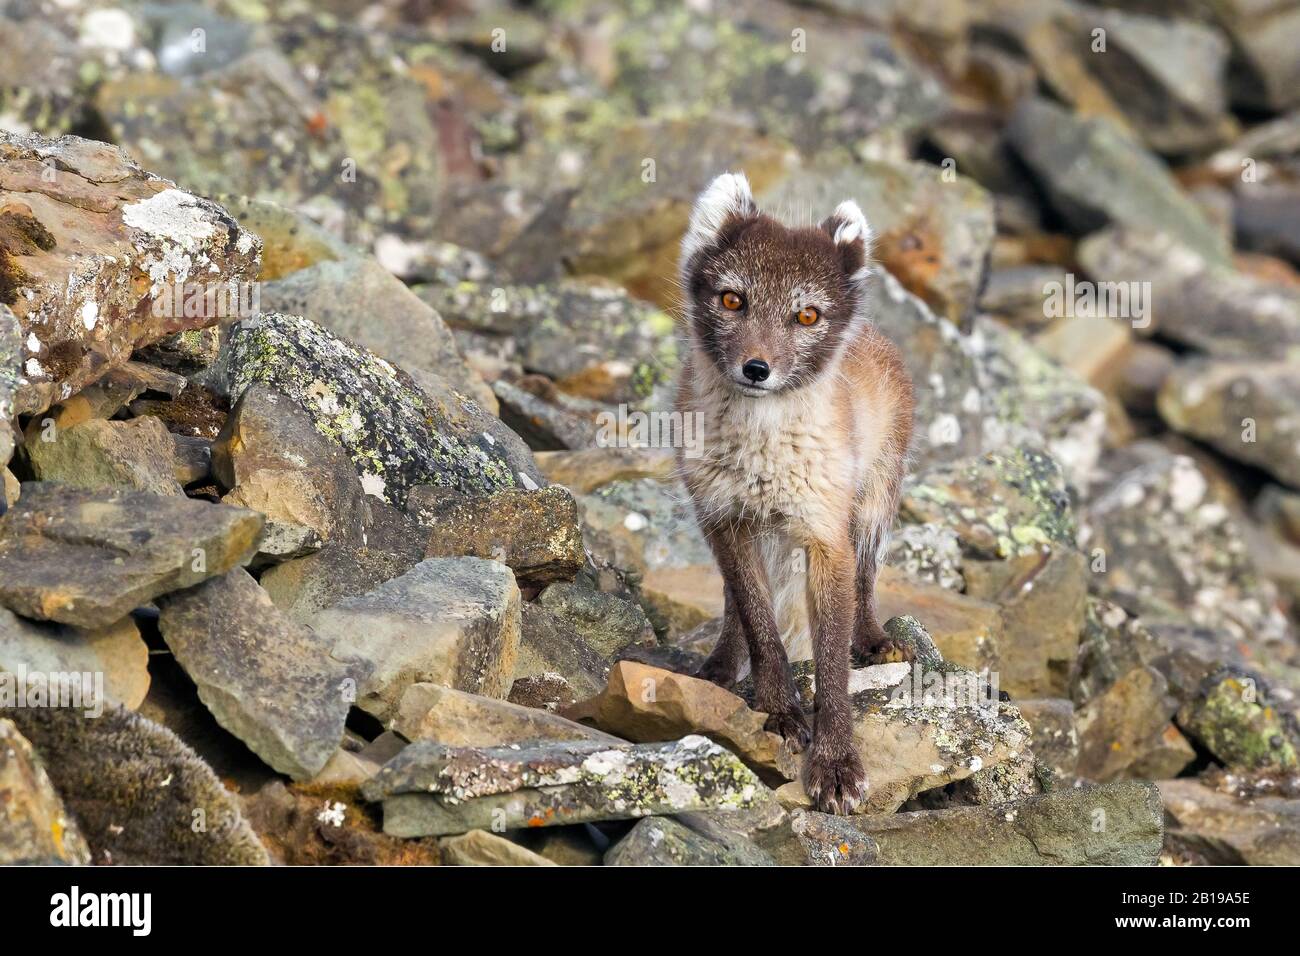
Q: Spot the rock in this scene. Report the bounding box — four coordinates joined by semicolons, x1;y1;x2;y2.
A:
260;257;491;409
491;376;604;451
1033;314;1134;392
1;467;16;509
563;662;799;784
26;415;185;497
392;682;619;747
0;131;262;417
1077;226;1300;359
1075;667;1178;782
0;607;150;711
899;445;1077;562
417;277;676;405
537;582;656;659
775;659;1032;815
1210;0;1300;112
1005;98;1230;267
0;305;17;470
1158;359;1300;489
533;447;676;495
307;557;521;723
605;816;774;866
409;484;586;588
1082;8;1236;155
0;717;91;865
875;567;1002;674
1016;698;1080;780
2;704;269;865
760;159;995;328
1126;724;1197;781
848;781;1164;866
1160;778;1300;866
362;735;765;838
1085;450;1293;667
513;602;609;700
0;482;262;628
1177;669;1300;773
1235;186;1300;267
761;807;881;866
216;195;353;282
440;830;557;867
156;568;352;781
224;311;540;509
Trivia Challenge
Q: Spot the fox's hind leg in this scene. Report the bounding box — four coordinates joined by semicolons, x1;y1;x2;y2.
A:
850;517;913;666
695;585;747;688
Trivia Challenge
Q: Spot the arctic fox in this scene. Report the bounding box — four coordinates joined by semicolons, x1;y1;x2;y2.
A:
675;172;915;814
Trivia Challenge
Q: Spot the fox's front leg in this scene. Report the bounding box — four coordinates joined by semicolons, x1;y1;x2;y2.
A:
804;533;867;814
699;516;810;751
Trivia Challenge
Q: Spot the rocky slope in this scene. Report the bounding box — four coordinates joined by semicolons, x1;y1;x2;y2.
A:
2;0;1300;866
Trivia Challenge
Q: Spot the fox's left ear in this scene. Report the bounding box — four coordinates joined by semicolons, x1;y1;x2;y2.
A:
820;200;873;276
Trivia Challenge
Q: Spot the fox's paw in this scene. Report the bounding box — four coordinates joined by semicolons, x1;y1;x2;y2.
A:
804;745;867;816
763;707;812;753
852;625;915;666
694;655;740;689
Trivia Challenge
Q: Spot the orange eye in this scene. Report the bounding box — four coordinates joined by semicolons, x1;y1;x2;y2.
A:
720;291;744;311
796;306;820;326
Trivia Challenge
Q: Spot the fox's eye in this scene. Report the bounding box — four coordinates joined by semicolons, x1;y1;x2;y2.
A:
796;306;820;326
720;291;744;311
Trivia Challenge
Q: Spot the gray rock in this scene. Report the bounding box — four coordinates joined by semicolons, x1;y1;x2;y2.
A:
0;717;91;865
537;581;656;659
1075;666;1178;782
513;602;609;699
26;415;185;497
849;780;1164;866
439;830;557;867
1211;0;1300;112
1006;98;1230;267
223;312;540;509
1014;699;1080;781
307;557;521;723
1161;777;1300;866
363;735;766;838
392;682;619;747
157;568;352;781
0;482;262;628
0;305;17;471
605;816;774;866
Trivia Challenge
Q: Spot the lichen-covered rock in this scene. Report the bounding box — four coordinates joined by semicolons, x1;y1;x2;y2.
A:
416;277;677;404
848;780;1164;866
157;568;352;781
563;661;800;785
362;735;765;838
1078;227;1300;360
1177;669;1300;773
260;257;491;409
605;816;775;866
26;415;185;497
409;484;586;588
1005;98;1230;267
1158;359;1300;489
0;130;262;417
1016;698;1080;781
307;557;521;723
0;717;90;865
2;704;269;865
223;311;541;508
899;444;1077;562
0;482;262;628
875;568;1001;675
0;607;150;711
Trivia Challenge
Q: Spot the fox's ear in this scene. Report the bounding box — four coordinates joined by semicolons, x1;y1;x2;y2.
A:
820;199;873;274
681;172;757;266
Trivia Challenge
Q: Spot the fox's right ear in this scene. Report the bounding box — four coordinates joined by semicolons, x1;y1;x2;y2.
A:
681;172;757;267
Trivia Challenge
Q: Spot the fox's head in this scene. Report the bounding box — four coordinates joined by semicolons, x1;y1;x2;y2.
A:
678;171;874;398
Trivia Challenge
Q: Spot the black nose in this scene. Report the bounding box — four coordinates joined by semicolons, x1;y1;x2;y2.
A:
742;359;770;383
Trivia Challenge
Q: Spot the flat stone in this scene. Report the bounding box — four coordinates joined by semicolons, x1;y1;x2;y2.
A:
563;661;799;785
0;717;90;864
392;682;619;747
0;482;262;628
605;816;774;866
157;568;352;781
363;735;765;837
307;557;521;723
1160;778;1300;866
409;484;586;588
533;447;676;495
